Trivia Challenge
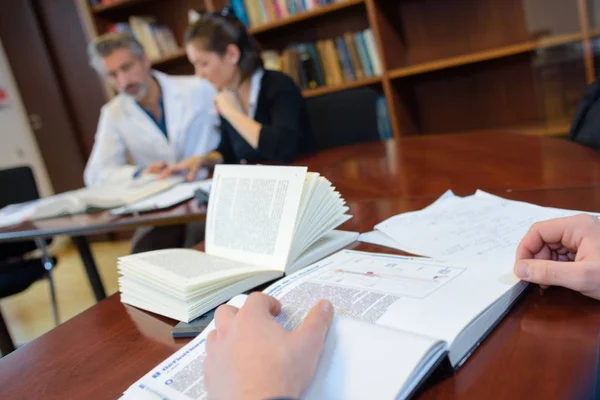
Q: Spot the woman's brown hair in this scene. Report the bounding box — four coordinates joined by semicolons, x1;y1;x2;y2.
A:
184;9;263;83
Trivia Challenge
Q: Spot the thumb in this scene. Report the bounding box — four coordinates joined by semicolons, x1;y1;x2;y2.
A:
293;300;334;353
514;259;593;293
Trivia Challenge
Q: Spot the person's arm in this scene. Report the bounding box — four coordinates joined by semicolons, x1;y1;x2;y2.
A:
84;110;137;187
216;90;262;148
204;293;333;400
216;86;307;163
514;214;600;300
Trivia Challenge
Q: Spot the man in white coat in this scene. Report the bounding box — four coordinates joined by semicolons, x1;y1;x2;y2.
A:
86;32;219;253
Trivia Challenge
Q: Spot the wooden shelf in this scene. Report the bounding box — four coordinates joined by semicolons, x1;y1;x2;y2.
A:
249;0;364;35
302;76;382;98
388;32;587;80
92;0;152;14
150;48;187;67
453;122;571;137
500;122;571;137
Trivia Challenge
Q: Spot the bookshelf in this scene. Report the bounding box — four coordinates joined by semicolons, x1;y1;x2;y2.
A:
78;0;596;139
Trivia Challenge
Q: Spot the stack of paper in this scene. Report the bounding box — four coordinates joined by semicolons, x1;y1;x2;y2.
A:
359;190;600;267
111;179;212;215
0;175;182;227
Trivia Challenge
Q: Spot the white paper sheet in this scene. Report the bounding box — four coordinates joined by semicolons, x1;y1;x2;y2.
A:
111;180;212;215
375;190;600;268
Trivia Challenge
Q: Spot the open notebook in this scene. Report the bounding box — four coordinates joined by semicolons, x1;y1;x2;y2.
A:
123;249;527;400
119;165;358;322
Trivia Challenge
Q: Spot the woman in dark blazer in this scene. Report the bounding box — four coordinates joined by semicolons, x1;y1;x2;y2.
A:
162;9;315;180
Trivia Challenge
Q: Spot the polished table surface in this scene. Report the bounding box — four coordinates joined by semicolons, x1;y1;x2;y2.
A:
295;132;600;200
1;187;599;399
1;133;600;399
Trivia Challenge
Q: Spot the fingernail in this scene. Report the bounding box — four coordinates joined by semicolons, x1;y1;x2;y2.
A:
516;262;530;279
321;301;333;313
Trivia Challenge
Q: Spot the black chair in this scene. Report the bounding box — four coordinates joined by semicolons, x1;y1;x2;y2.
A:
569;77;600;150
306;87;384;150
0;166;58;356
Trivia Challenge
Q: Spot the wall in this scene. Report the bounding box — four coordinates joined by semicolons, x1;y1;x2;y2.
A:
0;39;53;197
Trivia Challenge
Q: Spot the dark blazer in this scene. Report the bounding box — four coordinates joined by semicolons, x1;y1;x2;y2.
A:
216;70;316;164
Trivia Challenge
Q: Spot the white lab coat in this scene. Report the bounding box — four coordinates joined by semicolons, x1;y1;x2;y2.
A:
84;71;220;186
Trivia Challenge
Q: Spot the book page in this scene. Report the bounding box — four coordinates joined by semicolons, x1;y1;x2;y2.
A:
205;165;307;270
118;249;277;291
264;250;521;366
125;295;447;400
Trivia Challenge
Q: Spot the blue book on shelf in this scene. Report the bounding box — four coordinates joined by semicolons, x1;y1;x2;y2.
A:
354;31;374;77
230;0;250;27
335;37;356;81
376;96;393;140
287;0;297;14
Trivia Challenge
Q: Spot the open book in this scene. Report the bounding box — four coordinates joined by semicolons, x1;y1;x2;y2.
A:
123;249;527;400
119;165;358;322
0;175;182;226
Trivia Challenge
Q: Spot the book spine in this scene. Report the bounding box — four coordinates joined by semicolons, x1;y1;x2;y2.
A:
243;0;259;27
354;31;373;77
325;39;344;85
272;0;283;19
363;29;382;76
257;0;269;23
263;0;278;22
231;0;251;27
344;32;365;80
306;43;326;86
335;37;356;82
277;0;289;17
316;40;334;86
376;96;394;140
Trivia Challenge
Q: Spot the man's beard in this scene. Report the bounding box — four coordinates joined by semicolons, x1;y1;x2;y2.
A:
123;81;149;101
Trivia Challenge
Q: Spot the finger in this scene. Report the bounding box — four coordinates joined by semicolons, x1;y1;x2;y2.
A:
514;259;599;293
157;166;176;180
292;300;334;350
205;329;218;354
244;293;282;318
214;304;238;335
515;214;597;261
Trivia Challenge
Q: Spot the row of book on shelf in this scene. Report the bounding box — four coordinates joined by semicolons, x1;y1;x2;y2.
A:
106;16;180;61
263;29;381;90
231;0;350;28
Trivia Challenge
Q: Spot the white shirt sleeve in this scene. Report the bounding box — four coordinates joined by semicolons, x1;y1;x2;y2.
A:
84;108;138;187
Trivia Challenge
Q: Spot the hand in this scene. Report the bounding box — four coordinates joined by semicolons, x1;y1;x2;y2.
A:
158;155;203;182
142;161;167;175
214;90;240;118
514;214;600;300
204;293;334;400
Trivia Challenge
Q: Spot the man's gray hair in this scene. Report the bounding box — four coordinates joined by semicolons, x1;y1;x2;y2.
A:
88;32;145;73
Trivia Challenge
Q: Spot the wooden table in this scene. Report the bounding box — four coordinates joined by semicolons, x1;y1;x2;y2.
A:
1;133;600;399
0;200;206;301
295;132;600;200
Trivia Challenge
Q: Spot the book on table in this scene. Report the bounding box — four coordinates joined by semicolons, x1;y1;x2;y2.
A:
0;175;182;227
123;247;528;400
118;165;358;322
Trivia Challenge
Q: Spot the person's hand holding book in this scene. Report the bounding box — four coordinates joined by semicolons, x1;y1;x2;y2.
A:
514;214;600;300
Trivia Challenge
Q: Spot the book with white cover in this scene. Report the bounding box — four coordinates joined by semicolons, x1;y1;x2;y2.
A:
118;165;358;322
